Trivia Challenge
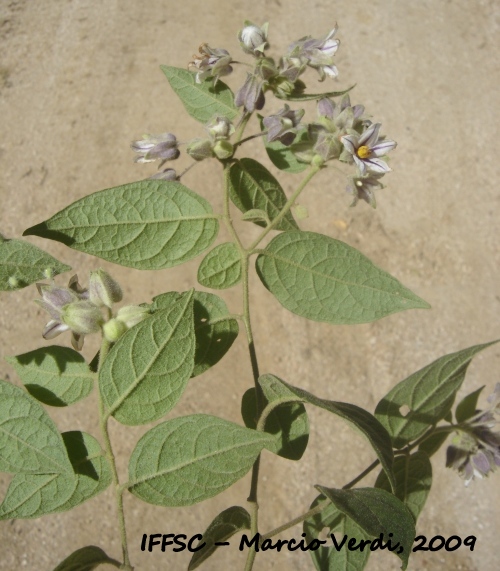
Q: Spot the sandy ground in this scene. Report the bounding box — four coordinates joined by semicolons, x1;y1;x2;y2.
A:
1;1;499;570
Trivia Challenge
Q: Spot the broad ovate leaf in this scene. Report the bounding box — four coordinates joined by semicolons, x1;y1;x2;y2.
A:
455;385;485;423
0;431;111;519
198;242;242;289
0;379;72;474
24;180;219;270
303;494;371;571
375;341;498;448
151;291;239;377
99;290;195;425
161;66;238;123
128;414;273;506
6;346;94;407
188;506;251;570
241;387;309;461
52;546;120;571
229;159;298;231
256;231;429;324
257;374;396;491
317;486;415;570
375;451;432;522
0;237;70;291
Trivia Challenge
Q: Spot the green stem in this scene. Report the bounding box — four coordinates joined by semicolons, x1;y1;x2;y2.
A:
248;165;320;251
235;111;252;144
97;338;133;571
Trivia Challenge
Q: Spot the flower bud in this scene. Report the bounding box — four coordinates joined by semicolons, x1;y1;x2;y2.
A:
116;305;150;328
61;301;104;335
213;140;234;160
103;318;128;342
206;116;234;141
238;21;269;56
131;133;179;164
187;138;214;161
89;269;123;308
235;73;265;112
149;168;178;181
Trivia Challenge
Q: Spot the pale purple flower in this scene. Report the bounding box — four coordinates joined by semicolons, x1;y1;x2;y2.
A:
341;123;396;175
235;73;265;112
346;174;385;208
288;26;340;81
263;105;304;146
149;168;178;181
238;21;269;56
190;44;233;84
131;133;179;164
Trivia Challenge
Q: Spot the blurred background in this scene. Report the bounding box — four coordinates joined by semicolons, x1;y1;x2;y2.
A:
0;1;499;569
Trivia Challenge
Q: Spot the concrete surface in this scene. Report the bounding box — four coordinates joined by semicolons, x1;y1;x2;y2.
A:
0;1;499;570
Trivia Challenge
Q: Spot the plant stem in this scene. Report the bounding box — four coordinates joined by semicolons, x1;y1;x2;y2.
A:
248;164;320;251
97;338;133;571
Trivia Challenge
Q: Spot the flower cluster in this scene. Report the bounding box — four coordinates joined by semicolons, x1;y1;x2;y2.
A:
446;384;500;485
36;270;149;350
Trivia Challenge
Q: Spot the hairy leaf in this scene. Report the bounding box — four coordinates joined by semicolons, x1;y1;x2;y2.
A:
161;66;238;123
229;159;298;231
257;374;395;490
375;341;498;448
99;291;195;425
317;486;415;570
0;237;70;291
0;380;72;474
303;494;371;571
24;180;219;270
275;85;355;101
189;506;251;570
256;231;430;324
6;346;94;407
151;291;239;377
0;431;111;519
128;414;273;506
375;451;432;522
52;546;121;571
198;242;242;289
241;387;309;461
455;386;485;423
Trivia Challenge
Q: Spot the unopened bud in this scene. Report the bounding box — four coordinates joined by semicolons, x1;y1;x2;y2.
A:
89;269;123;308
187;138;214;161
206;116;234;141
61;301;103;334
213;140;234;160
103;318;128;342
116;305;150;328
238;21;269;56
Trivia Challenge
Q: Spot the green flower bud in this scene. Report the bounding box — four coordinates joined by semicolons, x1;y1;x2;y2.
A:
213;140;234;160
61;301;104;334
89;269;123;308
103;318;128;342
116;305;150;328
187;138;214;161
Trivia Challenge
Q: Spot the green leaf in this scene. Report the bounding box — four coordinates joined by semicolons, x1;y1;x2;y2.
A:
52;546;121;571
375;341;498;448
317;486;415;570
151;291;239;377
455;386;485;423
188;506;251;570
241;386;309;461
259;118;308;173
303;494;371;571
128;414;273;506
256;231;430;324
0;237;70;291
229;159;298;231
198;242;242;289
0;431;111;519
24;180;219;271
6;346;94;407
161;66;238;123
241;209;271;224
0;379;72;474
375;451;432;523
256;375;395;491
99;290;195;425
418;431;450;458
275;85;356;101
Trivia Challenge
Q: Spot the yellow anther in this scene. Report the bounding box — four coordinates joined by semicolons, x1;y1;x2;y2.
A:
357;145;371;159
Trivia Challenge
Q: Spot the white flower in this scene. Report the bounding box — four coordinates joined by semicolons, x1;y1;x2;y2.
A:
288;26;340;81
341;123;396;175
